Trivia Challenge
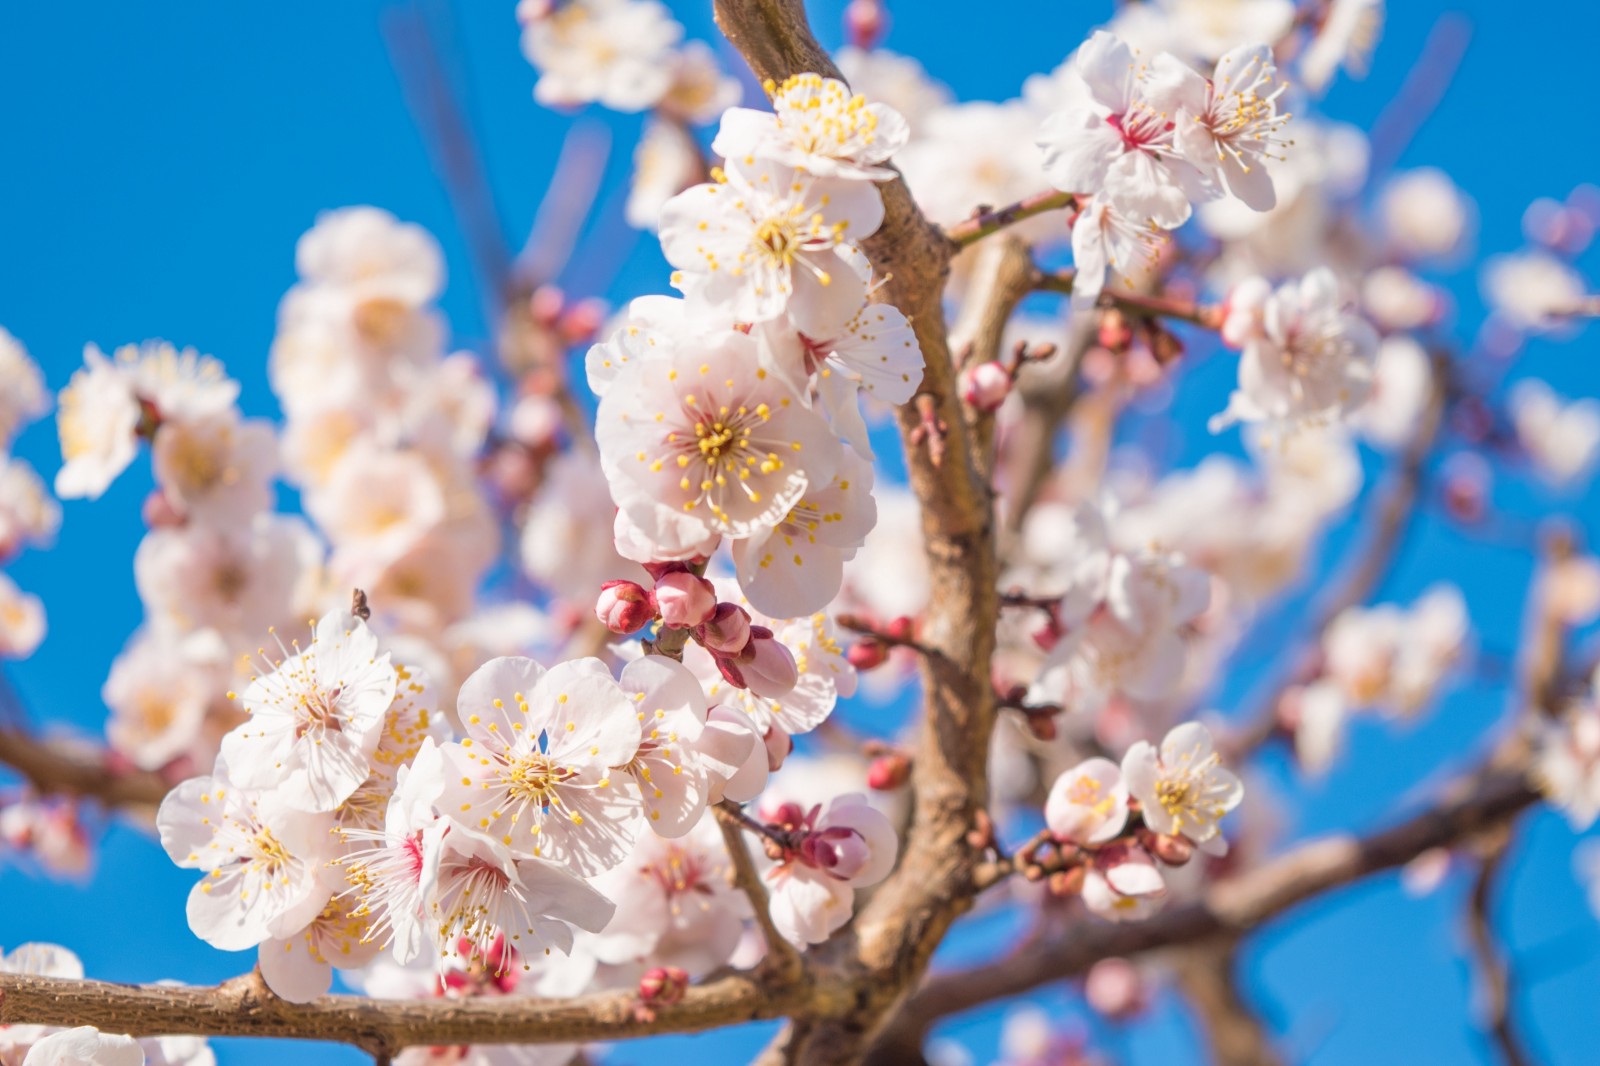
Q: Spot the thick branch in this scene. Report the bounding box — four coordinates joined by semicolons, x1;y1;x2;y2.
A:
872;766;1538;1056
1170;941;1281;1066
0;728;169;810
0;968;847;1057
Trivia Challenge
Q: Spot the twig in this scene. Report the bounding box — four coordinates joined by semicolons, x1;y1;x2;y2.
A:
945;190;1076;250
1465;841;1534;1066
0;727;169;810
1170;940;1282;1066
715;801;804;982
1035;268;1221;328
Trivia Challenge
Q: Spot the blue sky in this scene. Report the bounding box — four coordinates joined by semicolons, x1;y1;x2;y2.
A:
2;2;1599;1064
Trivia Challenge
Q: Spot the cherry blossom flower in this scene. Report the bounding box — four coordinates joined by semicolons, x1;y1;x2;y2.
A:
0;328;48;451
336;663;451;834
434;656;640;875
1151;0;1295;63
1509;379;1600;487
1081;843;1166;922
1322;586;1469;716
114;341;240;424
1353;335;1434;448
1533;697;1600;829
1147;44;1291;211
103;632;221;771
258;891;382;1003
219;610;399;813
1299;0;1384;93
658;158;884;329
1482;252;1587;332
0;571;45;659
1045;757;1129;845
294;206;444;314
900;101;1057;237
1069;190;1171;310
762;793;897;945
519;0;682;113
21;1027;143;1066
1121;722;1243;852
614;655;715;836
594;327;842;559
0;458;60;561
1209;268;1379;433
54;345;141;500
157;764;339;951
1036;31;1205;228
424;829;615;974
151;411;277;528
713;73;910;181
587;816;748;974
731;449;878;618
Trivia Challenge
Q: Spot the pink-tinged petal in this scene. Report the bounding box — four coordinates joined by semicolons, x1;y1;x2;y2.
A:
1142;51;1208;116
515;856;617;934
258;934;333;1003
1075;31;1138;111
539;659;641;768
700;707;765;803
767;865;854;945
821;796;897;887
458;656;548;741
1102;848;1165;897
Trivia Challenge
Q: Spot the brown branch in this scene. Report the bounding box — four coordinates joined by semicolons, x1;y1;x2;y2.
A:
715;801;803;982
869;763;1539;1059
1465;840;1535;1066
0;727;169;810
945;190;1076;249
1034;269;1220;328
0;968;848;1058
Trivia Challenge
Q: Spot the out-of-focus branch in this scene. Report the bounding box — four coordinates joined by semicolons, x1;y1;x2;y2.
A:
1228;357;1449;756
1170;940;1282;1066
949;234;1039;474
0;728;168;811
0;968;848;1058
1465;839;1535;1066
1034;269;1221;328
1367;14;1473;178
869;763;1538;1059
715;801;803;982
946;190;1076;249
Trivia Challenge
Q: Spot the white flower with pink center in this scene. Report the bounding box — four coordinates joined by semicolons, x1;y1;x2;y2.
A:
1081;842;1166;922
435;656;641;876
1121;723;1243;852
157;764;338;951
595;327;843;559
760;793;897;945
219;610;399;813
257;891;382;1003
658;157;885;329
1045;757;1130;846
614;656;716;837
712;73;910;182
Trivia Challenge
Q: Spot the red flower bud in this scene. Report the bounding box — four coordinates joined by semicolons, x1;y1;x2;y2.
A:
595;580;654;634
866;752;911;791
638;966;689;1006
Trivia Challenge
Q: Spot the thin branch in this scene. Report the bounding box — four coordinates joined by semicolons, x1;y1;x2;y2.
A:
715;801;803;982
869;763;1539;1058
945;190;1076;249
1465;841;1534;1066
1170;940;1282;1066
1035;268;1221;328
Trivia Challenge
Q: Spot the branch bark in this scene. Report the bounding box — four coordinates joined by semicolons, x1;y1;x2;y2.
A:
0;728;169;810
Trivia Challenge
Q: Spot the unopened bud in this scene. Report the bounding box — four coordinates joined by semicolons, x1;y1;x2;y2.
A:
1025;712;1058;742
737;630;799;698
885;616;915;642
1085;957;1147;1021
1047;865;1086;897
762;725;794;772
559;298;606;345
638;966;689;1006
1098;308;1134;352
804;826;873;880
847;638;888;670
1149;833;1194;866
866;752;911;791
697;602;751;655
845;0;885;48
767;800;807;831
960;361;1012;412
595;580;654;634
1441;452;1490;525
530;284;565;327
654;571;717;628
1148;324;1184;366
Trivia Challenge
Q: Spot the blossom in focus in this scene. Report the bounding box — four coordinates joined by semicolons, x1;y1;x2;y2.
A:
1121;722;1243;852
1045;757;1129;845
762;793;897;944
713;73;910;181
21;1027;144;1066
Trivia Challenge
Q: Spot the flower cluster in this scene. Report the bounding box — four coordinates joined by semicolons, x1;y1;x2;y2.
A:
0;330;54;661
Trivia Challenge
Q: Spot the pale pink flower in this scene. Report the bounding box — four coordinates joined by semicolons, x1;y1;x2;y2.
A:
435;656;640;875
53;345;141;500
1045;757;1129;845
615;655;714;836
257;892;381;1003
1121;722;1243;851
295;206;444;312
103;632;221;771
310;443;447;567
151;411;277;528
712;73;910;181
519;0;682;113
763;793;896;945
21;1027;143;1066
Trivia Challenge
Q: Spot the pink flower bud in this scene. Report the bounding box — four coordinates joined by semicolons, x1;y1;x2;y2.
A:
845;0;885;48
638;966;689;1006
846;639;888;670
1148;833;1193;866
1086;957;1147;1021
595;580;654;634
142;489;185;529
885;616;916;642
559;298;606;346
1026;713;1058;742
766;800;808;830
1098;309;1134;352
509;393;562;448
960;360;1012;412
529;284;565;326
738;630;800;698
697;602;751;654
866;752;911;790
654;571;716;628
804;826;873;880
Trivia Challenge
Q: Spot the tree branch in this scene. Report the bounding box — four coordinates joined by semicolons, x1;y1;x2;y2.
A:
945;190;1076;249
715;801;803;982
1465;840;1535;1066
0;727;169;810
869;763;1539;1058
1170;940;1282;1066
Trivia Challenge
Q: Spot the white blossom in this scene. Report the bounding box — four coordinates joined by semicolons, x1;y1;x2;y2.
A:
1121;722;1243;851
713;73;910;181
519;0;682;113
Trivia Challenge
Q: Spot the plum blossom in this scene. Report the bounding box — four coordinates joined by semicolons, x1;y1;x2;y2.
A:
762;793;896;945
594;327;843;559
713;73;910;181
0;328;48;450
1045;757;1129;845
1147;44;1292;211
157;764;339;951
658;158;885;329
899;101;1057;237
1210;268;1379;433
1036;31;1205;228
1080;842;1166;922
102;632;222;771
21;1027;143;1066
1069;190;1171;311
1509;379;1600;488
294;206;444;314
0;458;60;560
1533;695;1600;829
519;0;682;113
258;892;381;1003
1299;0;1384;93
434;656;640;875
1482;251;1587;332
218;610;398;813
0;571;45;659
613;655;718;836
1322;586;1469;716
731;449;878;618
626;117;705;231
54;345;141;500
1121;722;1243;852
151;412;277;528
